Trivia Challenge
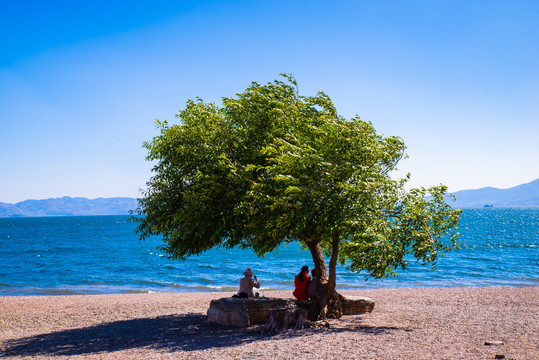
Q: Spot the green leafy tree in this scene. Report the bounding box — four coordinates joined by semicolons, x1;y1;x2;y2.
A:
133;75;461;320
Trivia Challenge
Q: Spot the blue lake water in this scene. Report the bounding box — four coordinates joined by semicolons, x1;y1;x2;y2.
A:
0;208;537;296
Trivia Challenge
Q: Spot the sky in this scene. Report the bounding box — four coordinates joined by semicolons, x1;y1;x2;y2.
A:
1;0;538;204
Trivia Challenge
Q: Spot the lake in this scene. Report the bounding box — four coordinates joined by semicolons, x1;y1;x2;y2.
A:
0;208;537;296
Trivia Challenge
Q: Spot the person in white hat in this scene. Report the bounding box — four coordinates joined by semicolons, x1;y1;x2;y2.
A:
237;268;260;298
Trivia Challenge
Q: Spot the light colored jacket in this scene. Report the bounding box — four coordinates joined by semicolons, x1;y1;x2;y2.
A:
238;275;260;297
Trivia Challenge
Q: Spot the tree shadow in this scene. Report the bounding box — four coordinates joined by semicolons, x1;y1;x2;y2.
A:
1;314;407;357
330;324;411;335
1;314;241;357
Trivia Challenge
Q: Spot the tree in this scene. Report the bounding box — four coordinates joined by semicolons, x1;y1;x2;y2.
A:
133;75;461;321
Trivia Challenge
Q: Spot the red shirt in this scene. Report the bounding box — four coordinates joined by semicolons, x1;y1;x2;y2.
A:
292;273;311;300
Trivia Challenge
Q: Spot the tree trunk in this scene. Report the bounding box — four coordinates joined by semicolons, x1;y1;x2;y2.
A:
306;233;344;321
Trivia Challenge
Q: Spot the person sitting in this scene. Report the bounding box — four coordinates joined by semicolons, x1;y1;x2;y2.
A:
292;265;311;300
308;268;316;300
237;268;260;298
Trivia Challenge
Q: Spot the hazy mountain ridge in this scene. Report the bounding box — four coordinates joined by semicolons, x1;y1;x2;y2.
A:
0;197;139;217
446;178;539;208
1;179;538;217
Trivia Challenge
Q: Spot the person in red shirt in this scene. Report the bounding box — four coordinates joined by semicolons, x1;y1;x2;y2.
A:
292;265;311;300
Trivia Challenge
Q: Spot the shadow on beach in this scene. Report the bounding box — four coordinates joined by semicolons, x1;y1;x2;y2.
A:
0;314;401;357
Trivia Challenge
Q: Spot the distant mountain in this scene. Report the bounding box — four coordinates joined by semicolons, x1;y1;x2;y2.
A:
0;197;139;218
446;178;539;208
1;179;538;217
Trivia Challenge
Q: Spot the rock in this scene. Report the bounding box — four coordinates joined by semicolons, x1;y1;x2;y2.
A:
485;341;504;346
294;296;375;315
341;296;375;315
295;299;311;310
207;297;293;327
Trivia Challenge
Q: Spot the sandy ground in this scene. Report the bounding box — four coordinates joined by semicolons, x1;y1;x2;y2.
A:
0;287;537;360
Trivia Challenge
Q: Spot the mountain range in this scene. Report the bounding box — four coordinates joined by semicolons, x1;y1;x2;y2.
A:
0;178;538;217
444;178;539;208
0;197;138;218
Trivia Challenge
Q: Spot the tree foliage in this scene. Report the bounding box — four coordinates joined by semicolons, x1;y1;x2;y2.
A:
133;75;461;317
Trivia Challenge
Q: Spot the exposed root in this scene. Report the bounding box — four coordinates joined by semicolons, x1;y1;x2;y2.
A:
262;307;311;334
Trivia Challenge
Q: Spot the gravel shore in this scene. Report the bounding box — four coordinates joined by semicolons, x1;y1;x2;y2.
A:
1;287;537;359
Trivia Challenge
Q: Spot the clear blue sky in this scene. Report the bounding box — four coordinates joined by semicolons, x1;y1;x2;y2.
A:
1;0;538;203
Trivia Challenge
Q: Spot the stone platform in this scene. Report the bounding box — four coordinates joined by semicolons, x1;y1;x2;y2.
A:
207;295;375;327
341;296;375;315
296;296;375;315
207;297;293;327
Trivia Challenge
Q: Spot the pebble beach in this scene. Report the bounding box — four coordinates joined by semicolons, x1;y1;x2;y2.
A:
1;286;537;359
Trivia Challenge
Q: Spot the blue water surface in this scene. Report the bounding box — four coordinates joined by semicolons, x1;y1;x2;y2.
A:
0;208;537;296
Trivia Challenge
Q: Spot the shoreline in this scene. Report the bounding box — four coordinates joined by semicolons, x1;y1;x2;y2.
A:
2;283;538;298
1;286;537;359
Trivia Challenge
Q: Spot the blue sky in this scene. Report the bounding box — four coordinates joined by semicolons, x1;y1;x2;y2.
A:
1;0;538;203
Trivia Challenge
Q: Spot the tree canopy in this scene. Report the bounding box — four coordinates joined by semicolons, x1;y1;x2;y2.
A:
133;75;461;318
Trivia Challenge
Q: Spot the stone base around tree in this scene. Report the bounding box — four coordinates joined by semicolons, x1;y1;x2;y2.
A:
296;295;375;315
341;296;375;315
207;295;375;327
207;297;294;327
